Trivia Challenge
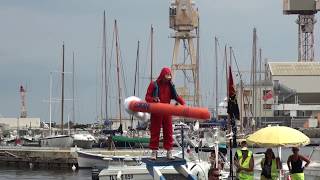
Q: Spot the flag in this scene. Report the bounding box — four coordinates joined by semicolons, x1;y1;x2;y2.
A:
263;90;273;101
227;66;240;120
227;65;239;148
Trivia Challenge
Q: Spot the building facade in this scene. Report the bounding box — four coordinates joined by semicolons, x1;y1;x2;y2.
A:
269;62;320;128
0;118;40;129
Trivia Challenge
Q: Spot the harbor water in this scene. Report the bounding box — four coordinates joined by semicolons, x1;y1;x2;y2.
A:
0;146;316;179
0;167;91;180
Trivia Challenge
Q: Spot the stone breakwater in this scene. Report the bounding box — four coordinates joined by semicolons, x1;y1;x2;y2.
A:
299;128;320;138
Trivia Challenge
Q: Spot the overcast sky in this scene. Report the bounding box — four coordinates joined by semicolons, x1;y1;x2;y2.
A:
0;0;315;124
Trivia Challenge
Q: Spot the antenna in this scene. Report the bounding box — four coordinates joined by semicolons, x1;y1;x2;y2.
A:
20;85;27;118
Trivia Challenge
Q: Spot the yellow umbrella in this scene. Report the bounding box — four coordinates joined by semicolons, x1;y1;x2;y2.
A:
246;125;310;147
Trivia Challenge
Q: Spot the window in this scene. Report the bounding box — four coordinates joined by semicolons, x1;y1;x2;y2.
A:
243;90;251;97
263;104;272;110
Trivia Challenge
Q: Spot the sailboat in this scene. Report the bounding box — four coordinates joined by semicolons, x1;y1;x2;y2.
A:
40;43;73;148
94;12;124;147
65;51;97;149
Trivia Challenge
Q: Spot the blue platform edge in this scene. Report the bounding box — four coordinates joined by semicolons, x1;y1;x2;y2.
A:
187;174;197;180
157;174;195;180
141;157;186;166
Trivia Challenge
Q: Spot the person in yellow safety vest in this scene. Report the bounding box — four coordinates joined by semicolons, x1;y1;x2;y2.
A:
260;148;282;180
287;147;310;180
234;141;254;180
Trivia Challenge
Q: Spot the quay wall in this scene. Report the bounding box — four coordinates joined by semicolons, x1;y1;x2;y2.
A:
0;146;77;168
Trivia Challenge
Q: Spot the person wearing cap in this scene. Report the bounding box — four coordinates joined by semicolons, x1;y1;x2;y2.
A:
234;141;254;180
260;148;282;180
287;147;310;180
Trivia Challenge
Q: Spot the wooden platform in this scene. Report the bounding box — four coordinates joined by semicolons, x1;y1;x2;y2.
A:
142;157;195;180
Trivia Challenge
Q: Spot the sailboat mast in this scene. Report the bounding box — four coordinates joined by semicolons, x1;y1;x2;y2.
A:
61;43;65;134
214;37;218;118
114;20;122;126
251;28;257;131
195;19;200;106
225;45;228;100
240;75;244;133
131;40;140;128
259;48;262;128
230;48;244;133
49;72;52;136
134;41;140;97
254;28;257;131
72;52;75;125
150;25;154;82
103;11;108;124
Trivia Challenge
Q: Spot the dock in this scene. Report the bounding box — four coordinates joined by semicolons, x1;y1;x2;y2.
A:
0;146;77;169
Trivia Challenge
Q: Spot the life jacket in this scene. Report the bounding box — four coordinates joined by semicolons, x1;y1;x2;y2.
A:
237;150;254;180
152;81;178;100
236;149;252;160
261;158;279;180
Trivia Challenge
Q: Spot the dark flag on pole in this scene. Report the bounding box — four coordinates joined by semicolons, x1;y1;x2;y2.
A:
227;65;239;148
227;65;240;119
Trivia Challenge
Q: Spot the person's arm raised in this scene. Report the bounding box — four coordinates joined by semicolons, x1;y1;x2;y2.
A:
300;155;310;168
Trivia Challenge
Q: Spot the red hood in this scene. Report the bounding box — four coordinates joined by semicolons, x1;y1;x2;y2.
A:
157;67;171;81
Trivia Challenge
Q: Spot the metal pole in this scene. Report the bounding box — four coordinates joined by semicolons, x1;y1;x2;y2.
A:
181;125;185;160
229;138;233;179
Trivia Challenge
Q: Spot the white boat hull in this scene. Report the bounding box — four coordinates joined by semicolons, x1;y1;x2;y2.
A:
40;135;73;147
98;161;228;180
78;155;108;168
77;150;143;168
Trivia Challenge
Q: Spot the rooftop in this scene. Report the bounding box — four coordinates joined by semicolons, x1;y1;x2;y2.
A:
269;62;320;76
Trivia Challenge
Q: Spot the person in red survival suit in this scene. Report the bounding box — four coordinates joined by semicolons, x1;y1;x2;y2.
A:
145;67;185;160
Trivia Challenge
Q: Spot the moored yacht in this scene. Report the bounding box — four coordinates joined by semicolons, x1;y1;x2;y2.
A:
40;134;73;147
73;131;96;149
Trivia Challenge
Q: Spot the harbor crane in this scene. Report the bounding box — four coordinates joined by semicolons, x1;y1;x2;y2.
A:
283;0;320;61
169;0;200;106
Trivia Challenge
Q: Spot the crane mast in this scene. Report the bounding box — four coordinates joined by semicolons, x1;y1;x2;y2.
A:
283;0;320;62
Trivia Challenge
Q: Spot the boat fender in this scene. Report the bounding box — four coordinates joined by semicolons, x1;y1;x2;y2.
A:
189;163;206;180
124;96;150;121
